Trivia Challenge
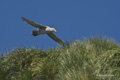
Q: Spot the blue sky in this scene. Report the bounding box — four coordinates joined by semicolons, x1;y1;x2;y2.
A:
0;0;120;53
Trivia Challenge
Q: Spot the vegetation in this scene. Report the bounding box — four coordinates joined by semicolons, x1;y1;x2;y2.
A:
0;37;120;80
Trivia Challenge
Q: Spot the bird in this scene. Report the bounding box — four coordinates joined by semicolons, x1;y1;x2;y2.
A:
21;17;65;46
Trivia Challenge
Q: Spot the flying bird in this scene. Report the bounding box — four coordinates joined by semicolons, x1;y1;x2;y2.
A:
21;17;65;46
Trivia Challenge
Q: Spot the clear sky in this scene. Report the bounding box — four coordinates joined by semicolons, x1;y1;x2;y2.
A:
0;0;120;53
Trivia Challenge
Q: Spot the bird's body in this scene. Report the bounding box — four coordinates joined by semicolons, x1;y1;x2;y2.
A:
32;26;56;36
22;17;65;46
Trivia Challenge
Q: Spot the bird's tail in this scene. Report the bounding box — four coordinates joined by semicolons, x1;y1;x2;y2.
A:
32;30;38;36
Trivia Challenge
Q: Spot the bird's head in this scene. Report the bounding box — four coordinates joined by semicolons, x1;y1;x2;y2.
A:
52;28;57;32
46;26;57;32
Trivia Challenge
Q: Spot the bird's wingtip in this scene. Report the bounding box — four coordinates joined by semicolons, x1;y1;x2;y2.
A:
21;17;25;20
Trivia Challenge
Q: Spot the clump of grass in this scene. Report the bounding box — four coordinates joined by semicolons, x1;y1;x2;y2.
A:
58;37;120;80
0;37;120;80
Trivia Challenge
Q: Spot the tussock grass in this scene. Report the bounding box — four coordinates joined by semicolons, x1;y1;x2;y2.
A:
0;37;120;80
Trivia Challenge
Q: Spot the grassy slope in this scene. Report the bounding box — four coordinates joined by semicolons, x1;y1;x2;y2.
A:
0;37;120;80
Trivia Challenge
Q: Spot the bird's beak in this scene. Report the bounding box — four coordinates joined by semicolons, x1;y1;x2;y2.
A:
55;30;57;32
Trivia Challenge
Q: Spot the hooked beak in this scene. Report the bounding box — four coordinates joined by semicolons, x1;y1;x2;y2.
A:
54;30;57;32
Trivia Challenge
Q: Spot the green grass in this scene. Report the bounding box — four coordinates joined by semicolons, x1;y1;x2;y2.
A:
0;37;120;80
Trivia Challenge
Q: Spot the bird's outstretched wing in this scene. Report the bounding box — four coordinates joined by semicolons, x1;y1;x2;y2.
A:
47;33;65;46
21;17;46;29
